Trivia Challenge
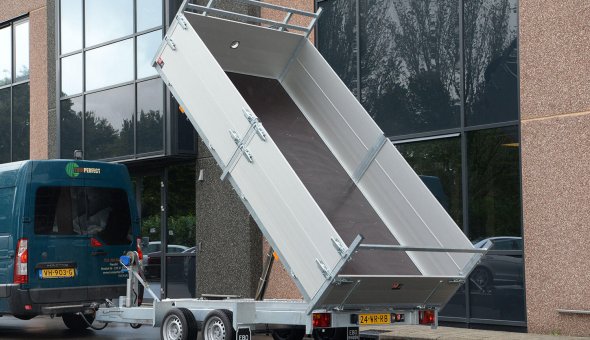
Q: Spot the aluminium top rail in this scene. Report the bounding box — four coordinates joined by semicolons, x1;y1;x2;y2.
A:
184;0;322;38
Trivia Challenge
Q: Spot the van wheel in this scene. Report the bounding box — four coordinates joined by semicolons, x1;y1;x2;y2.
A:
203;309;234;340
63;312;94;331
161;308;197;340
272;327;305;340
312;328;347;340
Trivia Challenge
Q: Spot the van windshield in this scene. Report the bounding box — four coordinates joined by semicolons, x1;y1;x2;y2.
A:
34;186;131;245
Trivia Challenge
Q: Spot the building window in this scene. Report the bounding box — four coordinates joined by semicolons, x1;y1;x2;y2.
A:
0;18;30;164
318;0;522;326
395;136;463;227
58;0;165;160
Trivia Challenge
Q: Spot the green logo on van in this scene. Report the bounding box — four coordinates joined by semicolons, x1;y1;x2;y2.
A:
66;162;80;178
65;162;101;177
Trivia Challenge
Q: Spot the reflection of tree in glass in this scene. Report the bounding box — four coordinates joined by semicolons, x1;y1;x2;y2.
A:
464;0;518;124
0;89;10;163
16;65;29;80
468;128;520;240
0;85;29;163
84;110;121;159
360;0;460;136
12;84;30;161
396;138;462;226
167;163;196;248
318;0;357;95
138;109;163;153
60;97;82;158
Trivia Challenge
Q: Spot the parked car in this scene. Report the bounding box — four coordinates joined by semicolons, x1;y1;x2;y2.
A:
144;243;189;280
470;237;523;291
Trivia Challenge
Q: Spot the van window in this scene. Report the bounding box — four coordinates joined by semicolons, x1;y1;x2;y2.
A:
34;186;132;245
0;187;15;233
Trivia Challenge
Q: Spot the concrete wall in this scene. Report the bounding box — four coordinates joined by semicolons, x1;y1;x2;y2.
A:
520;1;590;336
195;139;262;297
1;0;56;161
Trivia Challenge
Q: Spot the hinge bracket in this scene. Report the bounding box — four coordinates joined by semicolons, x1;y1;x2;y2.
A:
176;14;188;30
331;237;348;257
242;108;267;142
315;259;331;280
165;36;177;51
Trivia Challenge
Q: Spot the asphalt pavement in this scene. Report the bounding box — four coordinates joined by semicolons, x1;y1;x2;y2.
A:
0;314;588;340
364;325;590;340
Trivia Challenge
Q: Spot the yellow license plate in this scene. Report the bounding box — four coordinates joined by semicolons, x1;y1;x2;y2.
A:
359;313;390;325
41;268;75;278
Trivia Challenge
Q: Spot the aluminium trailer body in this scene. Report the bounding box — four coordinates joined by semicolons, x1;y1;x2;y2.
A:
95;1;488;339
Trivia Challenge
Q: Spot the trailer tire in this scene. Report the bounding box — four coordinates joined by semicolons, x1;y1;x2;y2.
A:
62;312;94;331
203;309;234;340
312;327;347;340
161;308;198;340
272;327;305;340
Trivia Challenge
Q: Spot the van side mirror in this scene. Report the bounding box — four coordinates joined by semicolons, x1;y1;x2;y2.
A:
141;237;149;248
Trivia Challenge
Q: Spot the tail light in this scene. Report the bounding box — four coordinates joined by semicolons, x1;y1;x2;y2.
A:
90;237;103;247
136;237;143;261
312;313;331;328
14;238;28;284
419;310;436;325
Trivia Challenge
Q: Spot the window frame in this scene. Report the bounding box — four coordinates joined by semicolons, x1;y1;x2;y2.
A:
0;16;30;164
56;0;167;161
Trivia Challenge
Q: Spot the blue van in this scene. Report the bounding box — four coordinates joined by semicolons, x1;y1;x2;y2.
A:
0;160;143;329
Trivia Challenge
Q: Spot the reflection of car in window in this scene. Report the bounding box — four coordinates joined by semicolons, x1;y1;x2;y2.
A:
144;243;190;280
470;237;523;291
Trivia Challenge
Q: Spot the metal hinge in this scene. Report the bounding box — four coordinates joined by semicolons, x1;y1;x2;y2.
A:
229;129;254;163
242;108;267;142
331;237;347;257
315;259;331;279
176;14;188;30
165;36;177;51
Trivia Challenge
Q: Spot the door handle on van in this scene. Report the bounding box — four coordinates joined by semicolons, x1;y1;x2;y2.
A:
91;250;107;256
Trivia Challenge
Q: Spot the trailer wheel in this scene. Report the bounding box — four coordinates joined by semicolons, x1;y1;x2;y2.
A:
161;308;198;340
312;328;347;340
272;327;305;340
203;309;234;340
62;312;94;331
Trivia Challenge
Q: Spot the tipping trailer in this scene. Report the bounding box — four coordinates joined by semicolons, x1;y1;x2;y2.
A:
93;1;489;339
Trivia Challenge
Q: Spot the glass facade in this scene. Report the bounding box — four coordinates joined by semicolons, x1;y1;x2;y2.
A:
318;0;522;326
57;0;197;301
59;0;167;160
359;1;461;136
0;18;30;164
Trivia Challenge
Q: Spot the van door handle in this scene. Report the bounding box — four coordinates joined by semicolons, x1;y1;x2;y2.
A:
91;250;107;256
